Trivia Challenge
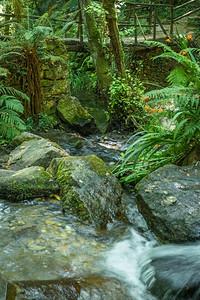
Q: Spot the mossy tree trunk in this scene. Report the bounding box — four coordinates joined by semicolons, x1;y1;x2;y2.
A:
103;0;126;79
79;0;112;98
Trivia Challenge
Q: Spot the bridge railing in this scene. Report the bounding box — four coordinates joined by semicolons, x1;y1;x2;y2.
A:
0;0;199;48
118;0;200;44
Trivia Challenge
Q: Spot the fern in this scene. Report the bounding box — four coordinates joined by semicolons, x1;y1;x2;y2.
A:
115;42;200;184
0;87;29;140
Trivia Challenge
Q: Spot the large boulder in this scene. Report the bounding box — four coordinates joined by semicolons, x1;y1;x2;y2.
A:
6;277;132;300
57;96;98;135
9;132;43;149
141;243;200;300
7;136;69;170
47;155;126;228
135;164;200;243
0;166;58;200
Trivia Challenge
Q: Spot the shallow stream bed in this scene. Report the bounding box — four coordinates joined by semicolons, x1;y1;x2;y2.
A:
0;129;199;299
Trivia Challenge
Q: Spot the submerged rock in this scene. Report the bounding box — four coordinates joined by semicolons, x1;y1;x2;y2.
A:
47;155;126;228
135;164;200;243
57;96;98;135
6;276;133;300
0;166;58;200
7;137;69;170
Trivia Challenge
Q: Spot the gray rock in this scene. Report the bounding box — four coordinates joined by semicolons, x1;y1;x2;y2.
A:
0;166;58;200
141;243;200;300
57;96;99;135
6;277;133;300
135;164;200;243
7;137;69;170
47;155;126;228
10;132;43;149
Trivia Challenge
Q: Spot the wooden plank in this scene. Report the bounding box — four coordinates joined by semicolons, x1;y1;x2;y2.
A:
170;6;174;35
174;7;200;22
118;23;153;27
153;6;157;40
174;0;199;10
156;15;168;36
124;2;172;8
0;13;79;23
133;6;137;43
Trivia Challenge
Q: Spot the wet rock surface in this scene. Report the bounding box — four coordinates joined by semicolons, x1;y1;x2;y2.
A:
6;276;133;300
48;155;126;227
141;244;200;300
135;164;200;243
7;136;69;170
0;166;58;200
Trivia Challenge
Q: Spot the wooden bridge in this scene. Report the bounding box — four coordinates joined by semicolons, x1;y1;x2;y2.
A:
0;0;199;52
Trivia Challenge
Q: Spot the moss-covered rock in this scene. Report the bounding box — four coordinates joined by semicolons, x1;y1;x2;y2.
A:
47;155;126;227
57;96;99;135
7;137;69;170
0;166;58;200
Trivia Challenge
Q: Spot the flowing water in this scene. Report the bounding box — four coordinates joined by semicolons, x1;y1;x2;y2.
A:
0;129;200;299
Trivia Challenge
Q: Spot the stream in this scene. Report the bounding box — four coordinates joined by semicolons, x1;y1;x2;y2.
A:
0;114;200;299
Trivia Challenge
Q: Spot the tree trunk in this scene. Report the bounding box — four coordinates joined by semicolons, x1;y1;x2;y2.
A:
79;0;112;98
103;0;126;79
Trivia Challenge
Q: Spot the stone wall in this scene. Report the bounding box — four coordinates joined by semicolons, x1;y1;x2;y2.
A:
40;38;70;113
129;47;178;91
1;37;70;114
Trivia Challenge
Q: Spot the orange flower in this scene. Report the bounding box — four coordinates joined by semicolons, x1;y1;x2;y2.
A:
186;173;190;176
143;96;150;102
166;38;171;42
187;34;192;40
180;50;187;55
151;108;157;113
158;109;163;113
148;111;151;114
145;105;150;111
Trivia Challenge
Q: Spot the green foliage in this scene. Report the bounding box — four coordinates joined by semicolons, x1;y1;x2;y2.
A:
108;72;146;127
114;41;200;184
0;86;29;140
68;53;98;91
25;113;59;131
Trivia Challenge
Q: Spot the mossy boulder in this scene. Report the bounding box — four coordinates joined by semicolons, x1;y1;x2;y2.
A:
57;96;99;135
135;164;200;243
0;166;58;200
7;137;69;170
47;155;126;228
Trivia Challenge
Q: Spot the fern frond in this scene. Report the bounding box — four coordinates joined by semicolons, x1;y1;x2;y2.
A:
167;67;188;86
0;86;29;101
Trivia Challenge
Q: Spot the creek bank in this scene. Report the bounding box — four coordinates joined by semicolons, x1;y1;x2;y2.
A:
6;276;133;300
135;164;200;243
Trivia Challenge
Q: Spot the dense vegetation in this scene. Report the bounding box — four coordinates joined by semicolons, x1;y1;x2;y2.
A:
0;0;199;184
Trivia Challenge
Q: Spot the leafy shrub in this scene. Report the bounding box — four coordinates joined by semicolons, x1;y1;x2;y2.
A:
25;113;59;131
108;72;146;127
114;38;200;183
